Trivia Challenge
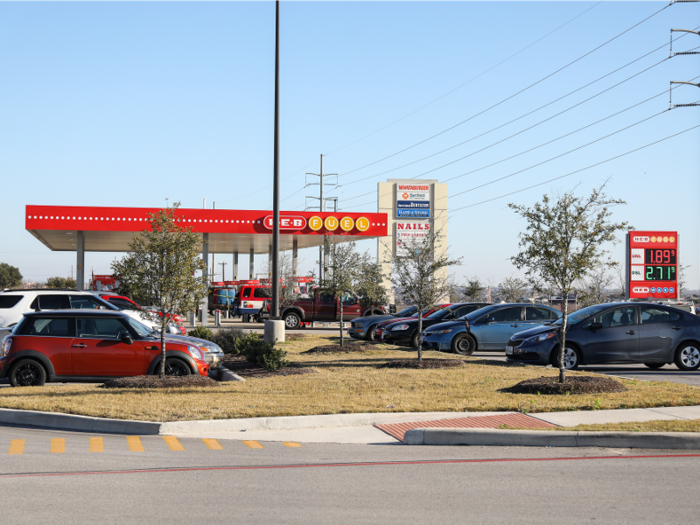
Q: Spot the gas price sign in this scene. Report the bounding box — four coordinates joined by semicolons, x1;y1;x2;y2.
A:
627;231;679;299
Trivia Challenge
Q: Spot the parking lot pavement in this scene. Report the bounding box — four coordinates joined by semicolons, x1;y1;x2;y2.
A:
473;352;700;387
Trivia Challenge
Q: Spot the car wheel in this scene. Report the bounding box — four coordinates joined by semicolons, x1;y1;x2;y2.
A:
644;363;665;369
452;334;475;356
163;358;191;376
410;331;420;349
366;326;377;342
551;347;580;370
283;311;301;329
674;343;700;371
242;314;250;323
9;359;47;387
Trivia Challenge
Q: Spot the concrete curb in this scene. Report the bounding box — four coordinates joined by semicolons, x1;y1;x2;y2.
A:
403;428;700;450
0;408;161;435
157;412;505;435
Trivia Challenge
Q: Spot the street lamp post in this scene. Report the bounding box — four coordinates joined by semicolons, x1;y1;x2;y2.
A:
265;0;285;343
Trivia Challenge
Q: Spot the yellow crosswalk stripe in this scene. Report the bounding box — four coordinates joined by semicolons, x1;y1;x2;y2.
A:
243;440;264;449
50;438;65;453
202;438;223;450
8;440;25;455
90;437;104;453
162;436;185;451
283;442;302;448
127;436;144;452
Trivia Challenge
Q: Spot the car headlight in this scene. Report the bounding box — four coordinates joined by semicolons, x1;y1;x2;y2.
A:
524;332;556;345
201;342;222;353
1;337;11;357
431;329;453;335
187;345;204;360
391;324;409;331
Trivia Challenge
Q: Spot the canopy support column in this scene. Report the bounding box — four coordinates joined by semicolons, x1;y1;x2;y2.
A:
76;231;85;290
233;252;239;280
293;238;298;276
249;248;255;279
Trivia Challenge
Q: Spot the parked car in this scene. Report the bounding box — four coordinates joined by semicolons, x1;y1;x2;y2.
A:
348;305;421;341
91;291;184;334
0;310;210;387
421;303;560;355
280;289;385;329
383;303;490;348
374;304;452;342
505;302;700;371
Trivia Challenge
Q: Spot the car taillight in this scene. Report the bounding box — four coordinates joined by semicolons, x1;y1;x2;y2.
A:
2;337;12;357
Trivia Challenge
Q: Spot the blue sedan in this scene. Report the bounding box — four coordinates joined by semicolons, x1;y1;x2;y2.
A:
421;303;561;355
505;302;700;370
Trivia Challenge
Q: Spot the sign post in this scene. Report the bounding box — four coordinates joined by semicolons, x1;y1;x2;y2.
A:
626;231;679;300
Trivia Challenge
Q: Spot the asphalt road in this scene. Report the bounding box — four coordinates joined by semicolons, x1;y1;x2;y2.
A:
0;424;698;524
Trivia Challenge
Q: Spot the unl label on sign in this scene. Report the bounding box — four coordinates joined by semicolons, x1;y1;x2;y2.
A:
396;183;431;219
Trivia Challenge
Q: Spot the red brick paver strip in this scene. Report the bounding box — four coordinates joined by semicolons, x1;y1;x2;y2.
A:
375;413;558;442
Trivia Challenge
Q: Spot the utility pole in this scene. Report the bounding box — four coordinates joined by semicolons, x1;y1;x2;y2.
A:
270;0;281;320
219;261;227;281
306;154;338;282
212;201;216;282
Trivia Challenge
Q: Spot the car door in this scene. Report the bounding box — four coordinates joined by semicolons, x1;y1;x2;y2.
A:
583;306;639;364
638;306;685;362
317;292;336;321
20;315;75;375
340;292;361;320
479;307;523;350
71;317;144;376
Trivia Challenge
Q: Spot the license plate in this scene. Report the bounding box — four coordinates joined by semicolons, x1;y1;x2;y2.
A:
506;346;513;355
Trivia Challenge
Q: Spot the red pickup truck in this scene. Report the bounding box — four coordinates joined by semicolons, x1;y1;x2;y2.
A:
281;289;385;329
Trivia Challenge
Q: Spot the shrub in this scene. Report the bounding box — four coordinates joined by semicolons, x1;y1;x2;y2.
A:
188;326;214;341
238;334;289;371
210;328;247;355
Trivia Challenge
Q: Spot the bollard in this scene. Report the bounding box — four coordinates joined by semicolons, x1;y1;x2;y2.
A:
188;311;196;326
215;310;221;327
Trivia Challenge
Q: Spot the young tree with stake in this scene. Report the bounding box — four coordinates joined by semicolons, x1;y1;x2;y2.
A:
111;203;209;377
389;225;460;362
509;183;628;383
321;237;362;347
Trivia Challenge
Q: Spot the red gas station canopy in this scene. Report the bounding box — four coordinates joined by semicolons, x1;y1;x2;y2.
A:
25;205;388;253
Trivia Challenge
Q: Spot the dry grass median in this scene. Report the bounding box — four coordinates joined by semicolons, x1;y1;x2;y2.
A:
1;334;699;422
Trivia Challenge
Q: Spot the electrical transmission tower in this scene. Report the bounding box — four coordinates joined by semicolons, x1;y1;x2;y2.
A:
305;154;339;281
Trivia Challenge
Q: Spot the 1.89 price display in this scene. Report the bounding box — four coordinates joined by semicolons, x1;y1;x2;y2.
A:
645;249;677;264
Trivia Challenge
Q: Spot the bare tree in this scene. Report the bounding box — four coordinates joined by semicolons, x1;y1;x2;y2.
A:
509;183;629;383
387;226;461;361
497;275;529;303
577;269;614;307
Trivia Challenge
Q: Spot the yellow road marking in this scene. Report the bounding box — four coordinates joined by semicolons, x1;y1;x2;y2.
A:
90;437;104;452
162;436;185;451
50;438;65;454
202;439;223;450
127;436;144;452
8;440;25;455
283;442;302;448
243;440;264;449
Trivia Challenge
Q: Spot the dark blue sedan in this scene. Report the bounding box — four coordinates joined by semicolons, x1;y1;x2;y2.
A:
506;302;700;370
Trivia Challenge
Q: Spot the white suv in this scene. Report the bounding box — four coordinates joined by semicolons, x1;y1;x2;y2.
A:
0;289;175;338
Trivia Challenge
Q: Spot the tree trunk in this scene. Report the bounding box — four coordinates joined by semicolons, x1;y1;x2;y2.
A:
339;299;344;347
159;325;167;378
417;306;423;362
558;296;569;384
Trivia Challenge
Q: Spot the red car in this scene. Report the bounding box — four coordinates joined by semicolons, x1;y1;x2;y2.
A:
0;310;209;387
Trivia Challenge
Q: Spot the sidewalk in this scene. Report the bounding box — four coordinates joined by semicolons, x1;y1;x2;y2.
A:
165;405;700;444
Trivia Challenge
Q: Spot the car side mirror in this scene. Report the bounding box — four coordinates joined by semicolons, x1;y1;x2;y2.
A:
589;322;603;331
121;333;134;345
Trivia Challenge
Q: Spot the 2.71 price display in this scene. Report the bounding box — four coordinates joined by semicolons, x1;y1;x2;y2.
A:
645;265;676;281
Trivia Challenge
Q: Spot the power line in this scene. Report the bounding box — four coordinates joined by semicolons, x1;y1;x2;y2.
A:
337;2;671;178
339;42;678;198
448;124;700;214
322;1;605;158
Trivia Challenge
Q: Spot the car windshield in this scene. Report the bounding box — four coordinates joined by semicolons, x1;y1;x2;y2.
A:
395;306;415;317
126;317;157;337
550;304;610;326
426;307;452;320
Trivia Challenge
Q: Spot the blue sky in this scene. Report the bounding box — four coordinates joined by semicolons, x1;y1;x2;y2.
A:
1;1;698;289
